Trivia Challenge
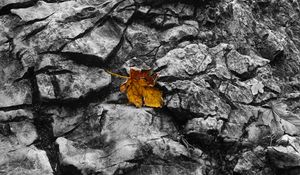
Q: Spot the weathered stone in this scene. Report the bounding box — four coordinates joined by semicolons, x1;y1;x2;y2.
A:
160;23;198;44
11;1;79;21
42;106;85;137
155;43;212;78
126;23;160;56
227;49;269;75
0;123;52;174
11;1;116;55
234;146;273;175
67;103;178;144
268;145;300;168
185;117;224;134
227;1;255;54
0;0;33;12
219;81;253;104
153;15;179;28
63;20;124;61
2;0;300;174
267;135;300;169
0;109;33;122
0;42;32;108
208;43;233;79
112;0;135;24
163;80;231;119
36;54;111;100
257;29;286;61
221;105;257;141
242;102;300;145
55;104;207;174
256;66;281;93
0;144;53;175
9;120;38;146
0;81;32;108
162;3;194;17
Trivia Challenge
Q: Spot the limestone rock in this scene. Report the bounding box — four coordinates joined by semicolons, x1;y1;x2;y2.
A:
155;43;212;78
0;121;52;174
163;80;231;119
268;135;300;168
161;23;199;44
185;117;224;134
268;146;300;168
234;146;273;175
226;49;269;75
63;20;125;61
0;81;32;107
219;81;253;104
126;23;160;57
221;105;257;141
0;109;33;122
42;106;86;137
0;144;53;175
36;54;111;100
9;120;38;146
55;104;207;174
207;43;233;79
0;0;33;13
2;0;300;174
0;42;32;108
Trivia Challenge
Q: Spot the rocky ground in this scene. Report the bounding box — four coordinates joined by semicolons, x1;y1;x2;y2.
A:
1;0;300;174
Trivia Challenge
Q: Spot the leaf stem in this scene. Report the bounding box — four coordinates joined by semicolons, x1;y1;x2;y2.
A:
105;70;129;79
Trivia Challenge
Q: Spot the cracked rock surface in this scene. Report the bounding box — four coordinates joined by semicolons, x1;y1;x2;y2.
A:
2;0;300;175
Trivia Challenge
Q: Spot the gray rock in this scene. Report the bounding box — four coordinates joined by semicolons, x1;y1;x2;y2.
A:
10;120;38;146
267;135;300;168
268;145;300;168
126;23;160;56
0;0;33;11
0;123;52;174
207;43;233;79
0;109;33;122
185;117;224;134
63;19;125;61
11;0;123;59
56;104;207;175
226;49;269;75
42;106;86;137
221;105;257;141
234;146;273;175
243;102;299;145
256;66;281;93
219;81;253;104
2;0;300;174
160;23;198;44
162;3;194;17
258;30;286;61
11;1;79;21
112;0;135;24
227;1;255;54
163;80;231;119
155;43;212;78
0;42;32;108
0;81;32;108
36;54;111;100
0;144;53;175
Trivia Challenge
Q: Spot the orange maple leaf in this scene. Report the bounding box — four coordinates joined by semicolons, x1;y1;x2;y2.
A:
107;68;163;108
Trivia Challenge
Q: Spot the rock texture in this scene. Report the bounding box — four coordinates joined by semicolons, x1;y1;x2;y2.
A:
1;0;300;175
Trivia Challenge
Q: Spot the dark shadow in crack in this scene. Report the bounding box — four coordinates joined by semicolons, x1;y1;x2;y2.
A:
0;0;38;16
59;164;83;175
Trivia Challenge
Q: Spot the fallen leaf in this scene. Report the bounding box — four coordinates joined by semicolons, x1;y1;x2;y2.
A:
258;101;299;135
249;79;264;95
112;68;163;108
